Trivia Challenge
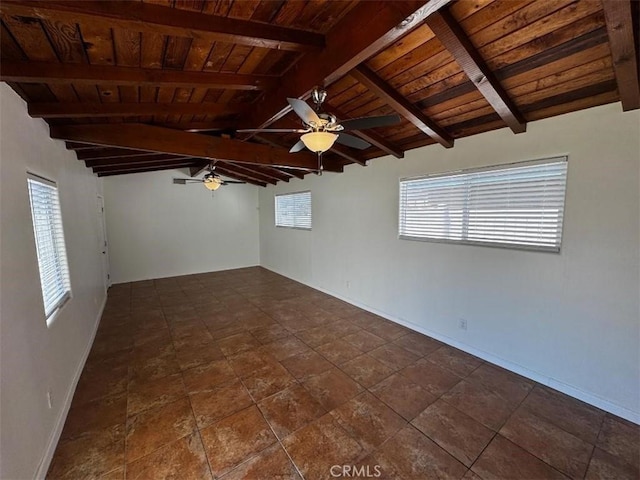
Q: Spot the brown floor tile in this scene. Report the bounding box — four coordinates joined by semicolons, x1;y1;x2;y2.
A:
219;444;302;480
216;332;260;356
367;320;408;341
188;379;254;429
72;364;128;407
100;466;124;479
282;414;365;480
243;361;297;401
372;425;467;480
296;325;340;348
597;415;640;468
341;354;395;388
412;400;495;467
47;436;124;480
261;335;311;361
400;358;462;396
585;448;640;480
182;359;236;394
520;385;605;444
368;343;419;371
330;392;407;453
315;339;364;365
125;433;212;480
174;342;225;371
200;405;276;477
302;367;364;410
128;352;181;383
472;435;569;480
344;330;387;352
465;363;534;407
426;346;483;378
392;332;443;357
127;372;186;417
281;350;334;381
441;380;515;431
500;407;593;478
250;324;291;344
369;372;436;421
258;384;326;439
125;397;196;463
61;392;127;446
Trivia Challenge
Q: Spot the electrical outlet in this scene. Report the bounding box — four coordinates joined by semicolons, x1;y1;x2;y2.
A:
458;319;468;331
47;390;53;409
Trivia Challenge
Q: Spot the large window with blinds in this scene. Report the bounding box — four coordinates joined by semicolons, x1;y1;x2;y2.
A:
27;174;72;323
399;157;568;252
275;191;312;230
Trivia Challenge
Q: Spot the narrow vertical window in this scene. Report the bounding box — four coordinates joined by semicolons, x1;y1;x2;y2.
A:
27;174;72;322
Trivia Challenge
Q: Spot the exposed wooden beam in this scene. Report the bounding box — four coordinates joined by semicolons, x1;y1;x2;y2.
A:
0;62;277;91
426;10;526;133
217;162;277;185
326;103;404;159
85;155;189;168
212;167;267;187
330;145;367;166
234;164;290;183
76;148;157;161
165;122;237;133
352;65;453;148
66;142;101;150
277;167;305;180
190;162;210;178
29;102;243;119
602;0;639;111
49;123;340;171
96;163;197;177
0;1;324;53
244;0;454;132
93;160;195;174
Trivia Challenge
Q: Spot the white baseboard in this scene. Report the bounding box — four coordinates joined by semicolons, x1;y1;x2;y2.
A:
262;265;640;425
34;294;107;479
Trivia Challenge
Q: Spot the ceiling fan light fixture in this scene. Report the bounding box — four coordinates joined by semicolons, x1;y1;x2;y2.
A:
203;176;222;191
301;131;338;153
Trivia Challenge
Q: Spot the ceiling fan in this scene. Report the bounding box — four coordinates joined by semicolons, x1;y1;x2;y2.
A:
173;163;245;191
237;87;401;170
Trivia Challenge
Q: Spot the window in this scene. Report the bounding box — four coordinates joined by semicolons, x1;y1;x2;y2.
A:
399;157;568;252
275;191;312;229
27;174;71;321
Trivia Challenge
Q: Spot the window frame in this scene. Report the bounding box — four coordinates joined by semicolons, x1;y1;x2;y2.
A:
27;172;72;324
274;190;312;230
398;156;569;253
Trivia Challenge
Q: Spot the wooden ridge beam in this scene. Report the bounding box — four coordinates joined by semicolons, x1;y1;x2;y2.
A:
244;0;454;132
29;102;244;119
426;10;526;133
93;160;195;173
352;65;453;148
49;123;339;171
1;62;277;91
96;163;197;177
0;1;324;53
77;148;158;160
85;154;189;168
602;0;639;111
326;103;404;159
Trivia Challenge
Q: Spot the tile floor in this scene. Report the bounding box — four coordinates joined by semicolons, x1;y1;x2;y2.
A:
48;267;639;479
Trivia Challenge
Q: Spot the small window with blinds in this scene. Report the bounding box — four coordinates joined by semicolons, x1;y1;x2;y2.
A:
399;157;568;252
27;174;72;323
275;191;312;230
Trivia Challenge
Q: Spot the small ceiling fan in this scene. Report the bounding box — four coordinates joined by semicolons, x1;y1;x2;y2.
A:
173;162;245;191
237;87;400;170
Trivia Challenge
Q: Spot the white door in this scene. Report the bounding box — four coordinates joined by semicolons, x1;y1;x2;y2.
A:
97;195;110;289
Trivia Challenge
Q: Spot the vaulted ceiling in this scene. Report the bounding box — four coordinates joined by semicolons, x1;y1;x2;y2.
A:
1;0;638;185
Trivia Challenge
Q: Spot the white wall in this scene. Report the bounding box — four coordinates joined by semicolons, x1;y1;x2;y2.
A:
103;169;260;283
259;103;640;422
0;84;107;479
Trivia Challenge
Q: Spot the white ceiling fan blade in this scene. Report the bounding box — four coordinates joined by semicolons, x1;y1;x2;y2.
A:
287;98;321;126
289;140;306;153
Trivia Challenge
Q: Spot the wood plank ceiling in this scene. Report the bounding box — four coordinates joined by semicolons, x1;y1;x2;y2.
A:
1;0;638;185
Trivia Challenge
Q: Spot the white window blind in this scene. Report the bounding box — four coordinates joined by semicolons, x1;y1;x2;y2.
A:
275;191;312;229
27;175;71;320
399;157;568;252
